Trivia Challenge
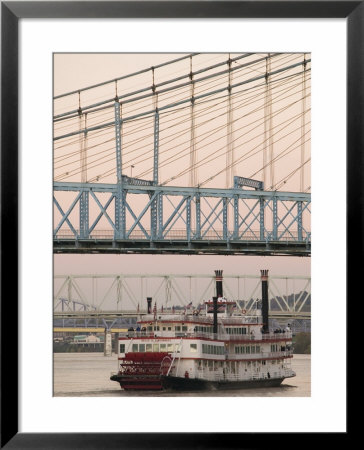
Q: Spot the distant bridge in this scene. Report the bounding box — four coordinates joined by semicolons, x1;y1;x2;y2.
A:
54;273;310;333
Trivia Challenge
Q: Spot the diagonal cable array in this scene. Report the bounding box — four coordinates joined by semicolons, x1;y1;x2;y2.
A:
54;53;311;193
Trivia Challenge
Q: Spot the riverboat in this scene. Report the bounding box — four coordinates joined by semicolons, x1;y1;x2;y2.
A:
110;270;295;390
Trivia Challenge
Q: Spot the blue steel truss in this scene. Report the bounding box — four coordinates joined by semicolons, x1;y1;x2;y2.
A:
53;181;310;255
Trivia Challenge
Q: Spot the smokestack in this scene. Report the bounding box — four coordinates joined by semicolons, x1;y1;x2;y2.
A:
147;297;152;314
213;296;218;335
214;270;223;298
260;270;269;333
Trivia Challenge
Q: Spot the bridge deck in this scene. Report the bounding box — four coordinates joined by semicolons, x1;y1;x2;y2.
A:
54;239;310;256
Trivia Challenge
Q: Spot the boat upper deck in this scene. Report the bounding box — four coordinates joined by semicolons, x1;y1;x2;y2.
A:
119;328;293;343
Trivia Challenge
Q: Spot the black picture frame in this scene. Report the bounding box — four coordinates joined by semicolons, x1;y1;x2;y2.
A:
1;1;356;448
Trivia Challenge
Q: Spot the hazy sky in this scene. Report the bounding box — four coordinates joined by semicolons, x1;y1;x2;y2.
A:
53;53;310;280
54;253;309;277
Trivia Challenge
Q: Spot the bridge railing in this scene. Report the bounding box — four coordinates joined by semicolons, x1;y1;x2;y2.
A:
54;228;311;242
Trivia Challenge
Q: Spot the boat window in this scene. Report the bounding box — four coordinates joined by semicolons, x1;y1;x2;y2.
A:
235;346;239;354
251;346;256;353
154;326;160;331
160;344;166;351
190;343;197;353
146;344;152;352
168;327;171;331
132;344;138;352
167;344;174;352
182;326;188;332
119;344;125;354
175;326;181;332
256;346;260;353
153;344;159;352
147;326;153;332
246;346;251;354
162;327;166;331
139;344;145;352
242;328;247;335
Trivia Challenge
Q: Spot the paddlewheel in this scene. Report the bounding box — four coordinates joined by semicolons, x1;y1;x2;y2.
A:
114;352;173;390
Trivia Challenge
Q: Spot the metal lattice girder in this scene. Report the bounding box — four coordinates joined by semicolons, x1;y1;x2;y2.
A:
153;109;159;185
114;102;122;184
79;190;89;239
54;273;311;320
54;181;310;255
236;198;261;240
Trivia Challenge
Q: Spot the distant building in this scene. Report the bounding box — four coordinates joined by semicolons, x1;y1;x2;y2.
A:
73;334;101;344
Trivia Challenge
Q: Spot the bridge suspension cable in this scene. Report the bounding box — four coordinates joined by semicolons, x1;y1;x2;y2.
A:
54;53;311;195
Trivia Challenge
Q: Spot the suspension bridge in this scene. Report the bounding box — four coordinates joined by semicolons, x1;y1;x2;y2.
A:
53;53;311;256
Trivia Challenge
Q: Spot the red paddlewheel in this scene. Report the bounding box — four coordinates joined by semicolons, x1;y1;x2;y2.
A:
122;352;170;362
118;352;173;377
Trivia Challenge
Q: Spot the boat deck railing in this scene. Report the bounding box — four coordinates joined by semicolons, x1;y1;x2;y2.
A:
261;331;293;340
227;350;293;360
140;314;261;324
120;330;292;341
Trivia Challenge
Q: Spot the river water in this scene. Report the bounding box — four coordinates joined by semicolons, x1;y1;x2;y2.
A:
53;353;310;397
